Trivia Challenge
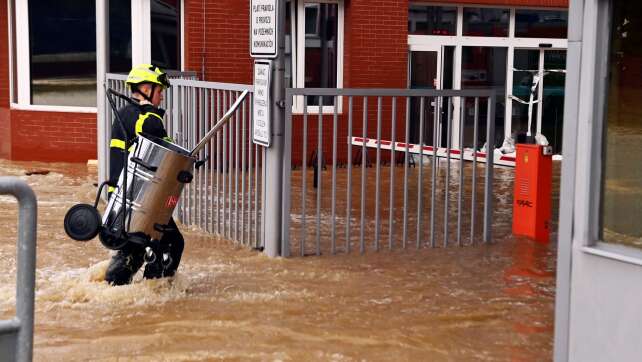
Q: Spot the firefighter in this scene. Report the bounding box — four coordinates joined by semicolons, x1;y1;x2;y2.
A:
104;64;184;286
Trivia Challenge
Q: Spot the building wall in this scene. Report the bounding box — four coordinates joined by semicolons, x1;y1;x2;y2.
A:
9;110;97;162
0;0;97;163
183;0;253;84
568;249;642;361
0;0;569;163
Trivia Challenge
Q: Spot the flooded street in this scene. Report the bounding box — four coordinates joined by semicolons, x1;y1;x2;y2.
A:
0;159;557;361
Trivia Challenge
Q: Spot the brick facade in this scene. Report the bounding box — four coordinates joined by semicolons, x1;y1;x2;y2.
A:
9;110;97;162
0;0;567;163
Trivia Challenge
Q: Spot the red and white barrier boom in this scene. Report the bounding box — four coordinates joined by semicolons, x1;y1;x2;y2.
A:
350;137;517;167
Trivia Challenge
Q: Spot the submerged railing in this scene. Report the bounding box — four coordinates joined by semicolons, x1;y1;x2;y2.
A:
0;178;37;362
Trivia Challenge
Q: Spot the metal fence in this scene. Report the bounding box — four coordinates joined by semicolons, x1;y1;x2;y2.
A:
0;178;37;362
282;88;496;257
103;74;264;249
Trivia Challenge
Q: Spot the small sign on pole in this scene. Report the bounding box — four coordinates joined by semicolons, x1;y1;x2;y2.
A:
253;60;272;147
250;0;278;58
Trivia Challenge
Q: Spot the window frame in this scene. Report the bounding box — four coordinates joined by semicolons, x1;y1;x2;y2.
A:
579;0;642;263
408;3;568;142
10;0;185;112
294;0;345;114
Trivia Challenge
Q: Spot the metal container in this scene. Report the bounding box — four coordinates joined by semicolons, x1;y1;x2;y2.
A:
102;135;196;242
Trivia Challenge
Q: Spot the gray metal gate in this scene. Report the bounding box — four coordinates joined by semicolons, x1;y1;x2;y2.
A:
102;74;264;249
282;88;497;256
0;178;37;362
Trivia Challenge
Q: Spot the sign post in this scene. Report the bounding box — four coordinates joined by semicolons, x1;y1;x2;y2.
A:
251;0;285;257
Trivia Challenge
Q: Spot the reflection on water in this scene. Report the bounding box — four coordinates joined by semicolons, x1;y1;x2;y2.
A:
0;159;558;361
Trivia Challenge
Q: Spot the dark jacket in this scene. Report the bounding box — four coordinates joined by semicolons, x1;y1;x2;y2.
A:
108;101;167;188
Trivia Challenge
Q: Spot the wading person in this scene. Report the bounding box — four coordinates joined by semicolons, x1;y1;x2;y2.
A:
105;64;184;286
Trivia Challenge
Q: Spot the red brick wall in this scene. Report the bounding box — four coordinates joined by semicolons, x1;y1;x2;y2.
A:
291;0;410;166
10;110;97;162
183;0;253;84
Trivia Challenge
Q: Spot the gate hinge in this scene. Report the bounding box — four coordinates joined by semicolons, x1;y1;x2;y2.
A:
277;100;286;108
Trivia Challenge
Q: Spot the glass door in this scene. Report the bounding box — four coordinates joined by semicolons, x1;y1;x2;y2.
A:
409;45;442;146
511;48;566;154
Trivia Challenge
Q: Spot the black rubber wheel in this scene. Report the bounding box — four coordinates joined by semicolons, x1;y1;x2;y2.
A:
64;204;101;241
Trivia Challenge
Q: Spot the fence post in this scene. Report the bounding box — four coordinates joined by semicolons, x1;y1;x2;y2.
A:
96;0;109;191
0;177;37;362
262;0;287;257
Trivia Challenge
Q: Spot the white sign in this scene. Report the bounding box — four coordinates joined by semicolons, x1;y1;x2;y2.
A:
253;60;271;147
250;0;278;58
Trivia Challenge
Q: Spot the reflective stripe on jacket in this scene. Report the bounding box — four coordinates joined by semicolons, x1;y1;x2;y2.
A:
108;102;167;187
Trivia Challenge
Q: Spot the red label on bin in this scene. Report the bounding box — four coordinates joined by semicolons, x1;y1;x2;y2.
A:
165;195;179;208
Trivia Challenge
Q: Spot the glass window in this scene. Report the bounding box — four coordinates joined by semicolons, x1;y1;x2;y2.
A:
28;0;96;107
304;3;338;106
463;8;509;37
541;50;566;154
109;0;132;73
511;49;540;138
515;10;568;39
408;5;457;36
461;47;507;148
601;2;642;249
151;0;181;71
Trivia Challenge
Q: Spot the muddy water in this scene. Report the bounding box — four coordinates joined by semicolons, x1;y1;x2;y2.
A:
1;159;557;361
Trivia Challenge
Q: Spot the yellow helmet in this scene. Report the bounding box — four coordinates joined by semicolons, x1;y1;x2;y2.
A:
126;64;170;89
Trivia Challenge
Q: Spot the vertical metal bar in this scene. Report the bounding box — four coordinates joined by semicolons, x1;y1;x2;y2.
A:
235;91;240;242
223;92;228;238
331;95;338;254
430;95;439;248
471;97;479;244
0;178;37;362
484;95;496;243
457;97;466;246
209;90;214;233
200;88;206;230
241;93;247;245
360;96;368;254
389;97;397;250
179;86;186;223
346;96;353;253
190;86;196;225
402;97;410;249
316;97;322;256
254;126;259;248
444;97;453;248
282;90;293;257
249;93;255;247
416;97;425;249
261;147;267;247
301;96;308;256
228;91;233;239
216;90;221;235
374;96;382;251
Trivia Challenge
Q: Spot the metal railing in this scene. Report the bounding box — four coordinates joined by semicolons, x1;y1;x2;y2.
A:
102;74;264;249
0;178;37;362
282;88;496;257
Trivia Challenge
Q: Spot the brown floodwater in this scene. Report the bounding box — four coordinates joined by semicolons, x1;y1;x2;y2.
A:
0;158;558;361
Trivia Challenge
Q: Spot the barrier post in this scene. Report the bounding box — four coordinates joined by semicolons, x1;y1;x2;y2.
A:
512;143;553;243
